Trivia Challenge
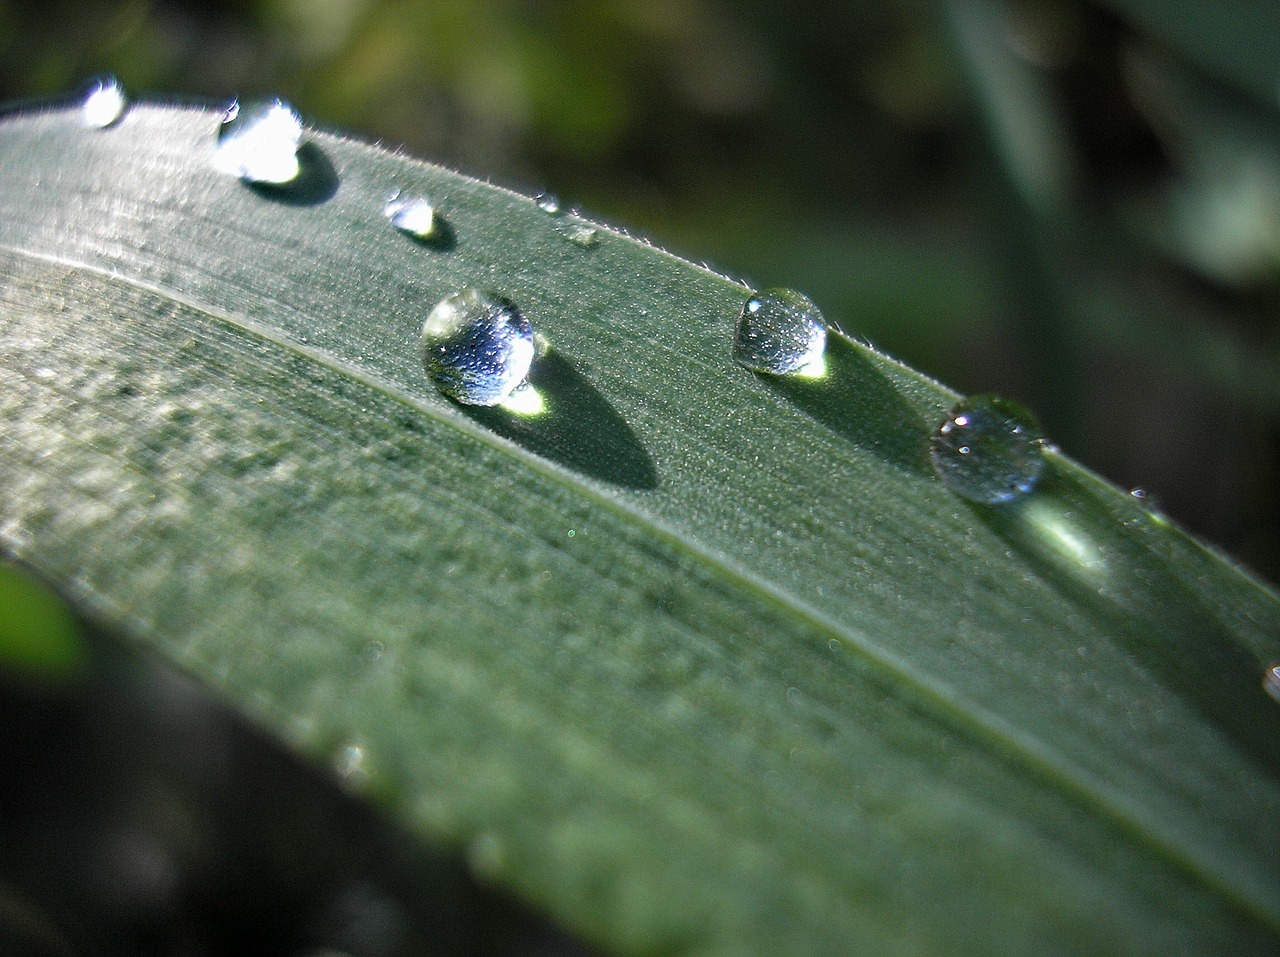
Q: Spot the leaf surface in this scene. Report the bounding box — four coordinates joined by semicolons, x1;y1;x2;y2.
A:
1;100;1278;956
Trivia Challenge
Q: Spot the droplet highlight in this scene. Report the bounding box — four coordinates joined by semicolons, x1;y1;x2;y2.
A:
930;394;1046;504
422;289;535;406
212;98;303;184
384;192;437;238
733;287;828;377
80;75;127;129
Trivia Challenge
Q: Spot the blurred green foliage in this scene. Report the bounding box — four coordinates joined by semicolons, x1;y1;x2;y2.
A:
0;563;84;679
1;0;1277;578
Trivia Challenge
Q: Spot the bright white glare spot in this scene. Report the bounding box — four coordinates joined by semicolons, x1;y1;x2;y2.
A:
499;382;545;416
81;77;127;129
212;99;303;184
792;352;828;380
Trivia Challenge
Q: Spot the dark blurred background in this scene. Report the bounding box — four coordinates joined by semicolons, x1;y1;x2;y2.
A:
1;0;1277;579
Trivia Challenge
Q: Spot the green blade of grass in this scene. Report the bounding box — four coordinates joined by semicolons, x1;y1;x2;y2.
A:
1;99;1278;956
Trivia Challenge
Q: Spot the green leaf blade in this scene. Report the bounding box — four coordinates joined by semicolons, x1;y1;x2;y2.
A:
1;100;1278;955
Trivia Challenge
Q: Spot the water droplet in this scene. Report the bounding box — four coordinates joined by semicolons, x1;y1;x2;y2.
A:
561;222;598;248
80;75;127;129
212;98;303;184
1263;663;1280;704
384;192;437;238
733;288;828;377
930;395;1046;504
1128;486;1170;525
535;191;563;215
422;289;535;406
333;743;365;780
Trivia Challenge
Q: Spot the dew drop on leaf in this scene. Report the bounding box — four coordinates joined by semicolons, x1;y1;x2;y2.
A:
733;287;828;377
422;289;535;407
384;193;437;238
561;223;598;248
535;191;563;215
930;394;1046;504
212;98;303;184
80;75;127;129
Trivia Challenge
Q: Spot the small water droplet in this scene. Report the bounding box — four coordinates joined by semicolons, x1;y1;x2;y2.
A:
535;191;563;215
384;192;437;238
212;98;303;184
561;222;598;248
333;743;367;784
930;394;1046;504
733;288;828;377
1127;486;1169;524
80;75;127;129
422;289;535;406
1263;663;1280;703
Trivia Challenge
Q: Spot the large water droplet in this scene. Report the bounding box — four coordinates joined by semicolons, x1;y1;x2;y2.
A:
733;288;827;377
930;394;1046;504
422;289;535;406
80;75;127;129
384;192;437;238
212;98;303;184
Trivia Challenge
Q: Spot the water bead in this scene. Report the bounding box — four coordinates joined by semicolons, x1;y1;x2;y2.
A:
930;394;1046;504
80;75;128;129
212;98;303;184
561;223;599;248
733;288;827;376
535;191;563;215
384;193;438;238
422;289;535;406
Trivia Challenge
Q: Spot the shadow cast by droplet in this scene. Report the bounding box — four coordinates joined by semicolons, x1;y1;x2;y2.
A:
400;215;456;252
462;351;658;490
975;465;1280;776
765;334;931;474
248;142;339;207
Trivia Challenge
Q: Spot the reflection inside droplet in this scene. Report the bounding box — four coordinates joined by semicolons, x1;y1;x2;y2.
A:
212;98;303;184
80;75;127;129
